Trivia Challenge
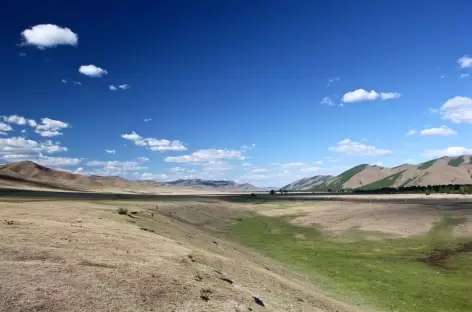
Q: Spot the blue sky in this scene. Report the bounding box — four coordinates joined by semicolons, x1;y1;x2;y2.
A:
1;0;472;187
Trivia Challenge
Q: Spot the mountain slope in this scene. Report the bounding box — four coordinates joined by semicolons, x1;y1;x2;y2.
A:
281;175;332;190
0;161;260;193
162;179;262;191
285;155;472;191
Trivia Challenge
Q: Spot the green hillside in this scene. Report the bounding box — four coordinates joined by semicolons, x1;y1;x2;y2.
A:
358;171;405;190
322;164;368;190
418;159;438;170
448;156;464;167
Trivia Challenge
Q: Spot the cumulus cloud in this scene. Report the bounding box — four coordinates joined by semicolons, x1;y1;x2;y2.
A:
62;79;67;84
109;85;117;91
121;131;187;152
2;115;37;127
422;146;472;158
164;149;245;163
320;96;335;106
0;137;67;163
420;126;457;136
329;139;393;156
457;55;472;68
79;65;108;78
118;84;129;90
0;122;13;135
21;24;78;48
342;89;401;103
144;118;152;122
440;96;472;124
406;130;417;136
35;118;69;137
105;149;116;154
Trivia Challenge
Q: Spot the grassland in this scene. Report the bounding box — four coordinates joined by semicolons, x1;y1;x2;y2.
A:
232;214;472;312
418;158;438;170
320;164;368;191
358;171;405;190
448;156;465;167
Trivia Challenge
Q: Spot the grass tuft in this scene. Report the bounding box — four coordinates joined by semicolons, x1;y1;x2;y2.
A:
117;207;128;215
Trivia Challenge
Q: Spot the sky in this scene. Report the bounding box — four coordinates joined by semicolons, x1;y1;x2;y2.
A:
1;0;472;187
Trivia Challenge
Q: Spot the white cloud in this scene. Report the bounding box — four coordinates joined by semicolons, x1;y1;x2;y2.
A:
0;137;67;163
35;155;82;167
250;168;268;173
118;84;129;90
2;115;37;127
420;126;457;136
79;65;108;78
300;166;320;172
406;130;417;136
422;146;472;158
169;167;186;173
342;89;379;102
165;149;245;163
280;162;307;169
19;52;27;56
327;77;340;87
315;160;323;165
73;81;82;85
460;73;470;79
139;173;169;181
379;92;401;100
105;149;116;154
342;89;401;103
35;118;69;137
321;96;335;106
121;131;187;152
440;96;472;124
242;163;252;167
241;143;256;150
73;167;84;174
136;157;149;162
86;160;147;175
0;122;13;133
62;79;67;84
374;161;383;166
428;108;439;115
329;139;393;156
109;85;117;91
144;118;152;122
457;55;472;68
21;24;78;48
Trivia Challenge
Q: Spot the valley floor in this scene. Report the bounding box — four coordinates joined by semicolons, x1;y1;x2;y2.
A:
1;192;471;311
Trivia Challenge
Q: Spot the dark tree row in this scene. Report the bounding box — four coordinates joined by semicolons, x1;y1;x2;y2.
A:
351;184;472;195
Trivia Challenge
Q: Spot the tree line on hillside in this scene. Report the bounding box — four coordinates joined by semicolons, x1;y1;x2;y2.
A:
351;184;472;195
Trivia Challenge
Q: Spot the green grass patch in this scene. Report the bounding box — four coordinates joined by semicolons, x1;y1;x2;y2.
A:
231;215;471;312
358;171;405;190
321;164;368;191
448;156;465;167
418;159;438;170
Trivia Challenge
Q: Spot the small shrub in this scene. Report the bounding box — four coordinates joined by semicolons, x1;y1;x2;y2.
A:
425;190;431;196
117;207;128;215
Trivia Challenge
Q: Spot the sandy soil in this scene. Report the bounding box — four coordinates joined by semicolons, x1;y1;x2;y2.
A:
0;197;363;312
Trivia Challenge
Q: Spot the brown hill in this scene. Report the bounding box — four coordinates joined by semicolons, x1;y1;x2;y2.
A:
286;155;472;190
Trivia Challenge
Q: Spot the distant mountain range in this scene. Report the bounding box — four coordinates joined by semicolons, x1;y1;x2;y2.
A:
283;155;472;191
162;179;261;191
0;161;262;193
